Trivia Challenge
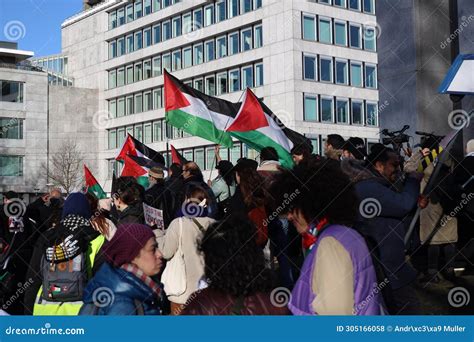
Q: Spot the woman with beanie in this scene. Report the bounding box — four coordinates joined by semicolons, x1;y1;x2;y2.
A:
80;224;164;315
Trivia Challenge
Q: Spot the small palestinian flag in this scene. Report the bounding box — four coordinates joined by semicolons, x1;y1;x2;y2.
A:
170;145;188;165
121;154;149;189
84;165;107;199
116;134;165;165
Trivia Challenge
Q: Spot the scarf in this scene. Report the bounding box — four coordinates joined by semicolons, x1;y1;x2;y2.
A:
302;217;329;255
121;263;161;298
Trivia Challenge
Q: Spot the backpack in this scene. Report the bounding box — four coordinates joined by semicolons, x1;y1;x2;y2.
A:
41;251;87;302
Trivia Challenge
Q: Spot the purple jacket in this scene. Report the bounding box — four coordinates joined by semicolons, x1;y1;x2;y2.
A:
289;224;383;315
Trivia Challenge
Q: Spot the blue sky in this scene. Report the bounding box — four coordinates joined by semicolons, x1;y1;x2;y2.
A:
0;0;82;57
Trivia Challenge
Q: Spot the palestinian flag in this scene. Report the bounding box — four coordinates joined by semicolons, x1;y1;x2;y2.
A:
121;154;149;189
84;165;107;199
116;134;165;165
227;88;312;168
171;144;188;165
164;70;237;148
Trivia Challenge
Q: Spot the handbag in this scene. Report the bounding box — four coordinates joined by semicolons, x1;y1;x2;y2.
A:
161;218;187;297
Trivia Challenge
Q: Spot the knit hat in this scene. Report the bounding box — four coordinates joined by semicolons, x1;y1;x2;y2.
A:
148;166;164;179
103;224;155;267
61;192;92;219
467;139;474;154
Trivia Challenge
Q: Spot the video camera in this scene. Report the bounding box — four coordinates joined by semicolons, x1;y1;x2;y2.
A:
415;131;445;150
381;125;411;152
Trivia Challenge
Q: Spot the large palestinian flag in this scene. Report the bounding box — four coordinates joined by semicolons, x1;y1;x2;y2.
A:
84;165;107;199
164;70;237;148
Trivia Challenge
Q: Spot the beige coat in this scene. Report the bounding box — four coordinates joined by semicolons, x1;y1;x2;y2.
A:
156;216;215;304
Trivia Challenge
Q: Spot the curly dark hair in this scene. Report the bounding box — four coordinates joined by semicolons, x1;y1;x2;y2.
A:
199;216;276;297
270;156;357;226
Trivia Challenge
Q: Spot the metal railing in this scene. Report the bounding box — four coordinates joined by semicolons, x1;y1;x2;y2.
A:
0;63;44;72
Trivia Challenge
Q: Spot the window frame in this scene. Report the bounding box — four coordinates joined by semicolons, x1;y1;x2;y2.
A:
303;53;317;81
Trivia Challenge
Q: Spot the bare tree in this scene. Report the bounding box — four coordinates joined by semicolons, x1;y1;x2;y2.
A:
44;139;84;195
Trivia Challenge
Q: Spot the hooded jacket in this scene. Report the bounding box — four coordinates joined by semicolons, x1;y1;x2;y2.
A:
118;202;144;225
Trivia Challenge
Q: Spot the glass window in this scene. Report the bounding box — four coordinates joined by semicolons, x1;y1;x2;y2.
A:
228;32;239;55
349;24;361;48
303;14;316;40
217;72;228;95
366;102;378;126
109;100;117;118
365;64;377;88
126;96;134;115
109;130;117;149
135;93;143;113
108;70;117;89
254;0;262;8
153;0;161;11
162;53;171;71
163;0;171;7
241;28;252;51
320;57;333;82
304;94;317;121
351;62;362;87
126;65;134;84
255;63;263;86
172;50;182;71
117;67;125;86
153;88;163;109
134;63;143;82
144;27;152;47
229;69;241;92
363;0;374;13
206;146;215;170
126;34;134;53
242;65;253;88
135;31;143;50
334;0;346;7
183;47;192;68
134;124;143;142
217;36;227;58
230;143;241;164
117;128;126;147
109;11;117;29
144;0;152;15
205;40;215;62
336;99;349;124
117;37;125;56
182;13;192;34
216;0;227;22
117;98;125;117
126;126;134;137
143;60;152;79
205;76;216;96
194;43;204;65
204;5;215;26
126;4;134;23
109;40;117;58
144;91;152;112
319;0;331;4
242;0;252;13
364;27;376;51
254;25;263;48
163;20;171;40
195;148;205;170
303;54;317;81
351;100;364;124
321;97;333;123
335;59;348;85
172;17;182;38
319;17;332;43
349;0;360;10
117;8;125;26
193;8;203;30
153;121;163;141
194;78;204;92
153;24;161;44
229;0;239;18
335;21;347;46
184;150;193;161
135;0;143;19
153;56;161;76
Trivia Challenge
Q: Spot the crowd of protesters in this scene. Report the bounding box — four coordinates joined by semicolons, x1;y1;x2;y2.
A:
0;135;473;316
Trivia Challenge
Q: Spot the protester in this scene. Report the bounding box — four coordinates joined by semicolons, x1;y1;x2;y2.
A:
342;137;366;160
80;224;164;315
257;147;281;174
164;163;185;223
144;166;174;228
324;134;345;160
342;144;420;314
156;186;215;315
271;156;383;315
181;217;289;315
113;177;145;224
208;160;235;218
291;144;313;165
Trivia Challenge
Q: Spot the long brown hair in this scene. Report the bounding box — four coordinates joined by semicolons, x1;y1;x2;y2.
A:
237;168;268;208
85;193;109;237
